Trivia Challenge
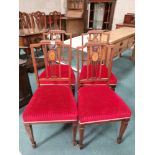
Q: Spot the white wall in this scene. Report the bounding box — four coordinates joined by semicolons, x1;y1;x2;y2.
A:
19;0;67;14
112;0;135;29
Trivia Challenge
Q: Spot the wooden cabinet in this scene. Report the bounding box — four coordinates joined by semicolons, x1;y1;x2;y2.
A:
62;0;85;37
116;13;135;29
67;0;84;9
19;60;32;108
85;0;116;31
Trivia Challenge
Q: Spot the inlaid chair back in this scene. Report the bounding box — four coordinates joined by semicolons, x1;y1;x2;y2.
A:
76;42;114;88
82;30;110;46
87;30;110;43
31;11;47;31
49;11;61;30
30;40;72;87
43;30;72;46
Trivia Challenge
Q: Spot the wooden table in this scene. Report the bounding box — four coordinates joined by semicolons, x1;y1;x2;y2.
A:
19;28;48;72
64;27;135;64
19;28;48;52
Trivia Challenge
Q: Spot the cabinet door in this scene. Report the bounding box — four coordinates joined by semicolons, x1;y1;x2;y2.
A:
19;65;32;108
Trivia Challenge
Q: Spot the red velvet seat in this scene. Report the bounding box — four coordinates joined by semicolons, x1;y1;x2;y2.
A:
78;86;131;124
23;85;77;123
39;64;75;85
80;64;117;85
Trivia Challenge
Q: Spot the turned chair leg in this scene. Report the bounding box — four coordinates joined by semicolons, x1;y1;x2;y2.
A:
117;119;130;144
79;124;85;149
72;122;78;146
24;123;36;148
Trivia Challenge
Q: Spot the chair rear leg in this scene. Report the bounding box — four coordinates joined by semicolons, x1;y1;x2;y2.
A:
72;85;75;96
72;121;78;146
117;119;130;144
24;123;36;148
79;124;85;149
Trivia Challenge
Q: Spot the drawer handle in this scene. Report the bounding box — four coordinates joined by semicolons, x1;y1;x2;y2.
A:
120;42;123;46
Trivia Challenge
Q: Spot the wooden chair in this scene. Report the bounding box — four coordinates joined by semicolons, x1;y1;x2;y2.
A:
19;12;34;34
76;42;131;149
22;40;77;148
81;30;117;90
31;11;47;31
41;30;75;94
48;11;61;30
19;12;31;58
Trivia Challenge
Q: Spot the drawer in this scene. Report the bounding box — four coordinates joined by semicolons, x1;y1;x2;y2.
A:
128;36;135;48
113;39;128;56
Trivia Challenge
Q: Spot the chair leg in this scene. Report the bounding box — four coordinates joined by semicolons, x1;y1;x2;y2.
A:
111;85;116;91
79;124;85;149
72;85;75;96
72;122;78;146
24;123;36;148
117;119;130;144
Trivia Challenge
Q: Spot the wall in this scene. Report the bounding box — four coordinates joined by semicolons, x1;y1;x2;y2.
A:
19;0;67;14
112;0;135;29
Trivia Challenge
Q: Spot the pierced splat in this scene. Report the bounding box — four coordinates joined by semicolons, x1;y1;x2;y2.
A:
49;11;61;30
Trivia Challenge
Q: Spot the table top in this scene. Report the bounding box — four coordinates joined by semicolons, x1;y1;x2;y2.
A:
19;28;48;37
105;27;135;44
64;27;135;51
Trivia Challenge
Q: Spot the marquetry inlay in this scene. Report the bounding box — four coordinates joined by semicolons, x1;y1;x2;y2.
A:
48;50;56;61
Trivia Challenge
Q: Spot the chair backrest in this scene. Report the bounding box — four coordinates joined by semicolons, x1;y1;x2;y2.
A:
43;30;72;46
30;40;72;87
31;11;47;31
81;30;110;66
19;12;33;31
76;42;114;88
87;30;110;43
48;11;61;30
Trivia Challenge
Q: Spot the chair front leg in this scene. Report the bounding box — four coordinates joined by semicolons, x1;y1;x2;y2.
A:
117;119;130;144
79;124;85;149
72;121;78;146
24;123;36;148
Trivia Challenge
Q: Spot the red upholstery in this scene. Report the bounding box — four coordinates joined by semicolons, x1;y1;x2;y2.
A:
23;85;77;123
78;86;131;124
39;64;75;85
80;65;117;85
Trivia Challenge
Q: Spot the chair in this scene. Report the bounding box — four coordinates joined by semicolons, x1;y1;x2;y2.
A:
41;30;75;94
48;11;61;30
19;12;31;58
22;40;77;148
31;11;47;31
81;30;117;90
76;42;131;149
